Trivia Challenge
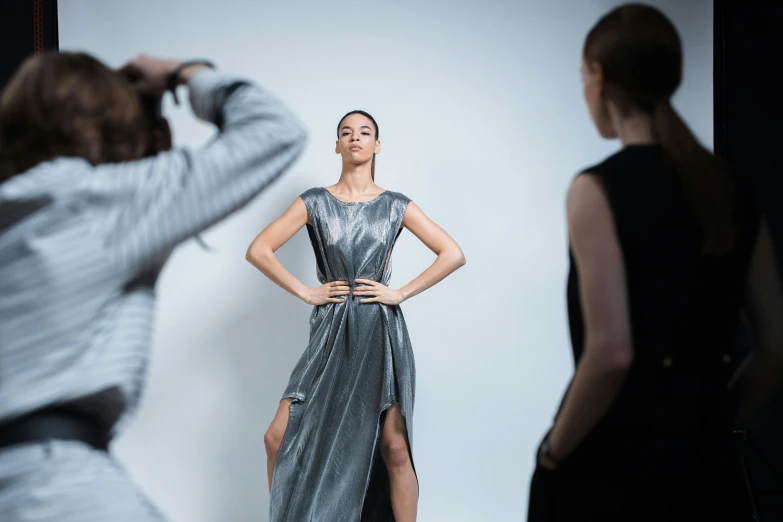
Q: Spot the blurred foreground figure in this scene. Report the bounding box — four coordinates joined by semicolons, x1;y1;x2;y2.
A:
0;52;306;521
528;4;783;522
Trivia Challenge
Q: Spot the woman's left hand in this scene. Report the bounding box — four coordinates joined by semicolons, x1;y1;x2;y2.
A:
537;452;558;471
354;279;404;305
536;432;563;471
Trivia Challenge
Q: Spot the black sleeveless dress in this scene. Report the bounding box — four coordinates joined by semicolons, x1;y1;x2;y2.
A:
529;145;760;522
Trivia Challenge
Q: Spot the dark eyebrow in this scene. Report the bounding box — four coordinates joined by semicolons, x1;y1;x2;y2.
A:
340;126;373;131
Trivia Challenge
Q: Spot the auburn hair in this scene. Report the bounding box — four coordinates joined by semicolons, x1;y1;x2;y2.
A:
0;51;147;182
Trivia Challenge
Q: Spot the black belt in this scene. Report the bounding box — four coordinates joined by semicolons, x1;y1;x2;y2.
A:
0;409;109;452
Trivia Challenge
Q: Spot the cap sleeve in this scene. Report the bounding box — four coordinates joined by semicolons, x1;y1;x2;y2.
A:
388;191;411;231
299;187;322;224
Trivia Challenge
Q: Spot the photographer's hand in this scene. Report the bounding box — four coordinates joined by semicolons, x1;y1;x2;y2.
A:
119;56;207;94
176;62;209;84
105;53;307;274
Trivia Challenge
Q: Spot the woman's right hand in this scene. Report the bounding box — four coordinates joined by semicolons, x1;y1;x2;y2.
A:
118;56;207;94
304;281;351;305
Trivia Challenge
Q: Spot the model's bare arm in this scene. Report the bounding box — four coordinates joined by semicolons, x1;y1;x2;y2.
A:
356;202;465;305
246;198;349;305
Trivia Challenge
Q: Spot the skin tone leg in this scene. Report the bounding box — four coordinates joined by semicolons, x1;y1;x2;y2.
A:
264;398;293;491
380;404;418;521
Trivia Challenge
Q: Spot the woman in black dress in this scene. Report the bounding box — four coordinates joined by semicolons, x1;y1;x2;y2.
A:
528;4;783;521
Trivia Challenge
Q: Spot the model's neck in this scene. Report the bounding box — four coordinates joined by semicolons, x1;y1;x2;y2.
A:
608;104;657;146
337;164;376;194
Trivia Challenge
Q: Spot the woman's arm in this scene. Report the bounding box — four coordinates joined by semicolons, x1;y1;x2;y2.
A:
544;174;633;466
397;202;466;301
354;202;466;305
96;63;308;273
245;198;349;305
728;219;783;424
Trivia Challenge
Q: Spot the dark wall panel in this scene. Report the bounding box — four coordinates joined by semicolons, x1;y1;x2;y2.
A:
0;0;58;91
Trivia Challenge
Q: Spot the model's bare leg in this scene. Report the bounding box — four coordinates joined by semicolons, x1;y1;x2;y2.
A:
380;404;418;521
264;398;292;492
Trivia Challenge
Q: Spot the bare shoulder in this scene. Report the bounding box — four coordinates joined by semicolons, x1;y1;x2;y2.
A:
400;200;423;223
290;196;307;210
567;173;612;230
568;173;606;210
288;195;310;225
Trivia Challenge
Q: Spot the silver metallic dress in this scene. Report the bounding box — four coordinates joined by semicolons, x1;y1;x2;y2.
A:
270;187;416;522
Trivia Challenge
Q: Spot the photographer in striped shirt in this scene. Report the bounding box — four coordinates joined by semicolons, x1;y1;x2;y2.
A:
0;53;307;521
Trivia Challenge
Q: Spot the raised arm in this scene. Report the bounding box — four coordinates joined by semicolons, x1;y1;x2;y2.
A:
356;202;465;305
92;60;308;272
245;198;350;305
729;219;783;424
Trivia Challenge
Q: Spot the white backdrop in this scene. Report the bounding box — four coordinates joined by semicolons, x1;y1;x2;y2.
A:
59;1;713;520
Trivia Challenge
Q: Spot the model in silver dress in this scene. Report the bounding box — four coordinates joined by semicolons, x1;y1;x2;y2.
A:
246;110;466;521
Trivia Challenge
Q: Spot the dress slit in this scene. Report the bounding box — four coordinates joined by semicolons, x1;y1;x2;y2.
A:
271;395;304;515
359;321;418;521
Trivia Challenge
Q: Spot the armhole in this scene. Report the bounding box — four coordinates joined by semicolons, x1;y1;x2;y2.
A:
300;190;318;227
573;171;613;216
396;193;412;231
573;170;621;240
579;170;609;194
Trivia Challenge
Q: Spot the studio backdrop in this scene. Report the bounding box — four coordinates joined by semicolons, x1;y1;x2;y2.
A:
58;0;713;520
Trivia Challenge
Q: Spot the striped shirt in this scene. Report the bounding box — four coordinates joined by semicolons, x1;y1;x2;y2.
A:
0;68;308;436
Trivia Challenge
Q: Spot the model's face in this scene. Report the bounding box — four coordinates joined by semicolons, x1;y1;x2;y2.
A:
336;113;380;164
581;57;616;139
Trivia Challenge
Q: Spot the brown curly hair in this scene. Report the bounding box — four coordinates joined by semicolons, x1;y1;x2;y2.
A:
0;51;148;182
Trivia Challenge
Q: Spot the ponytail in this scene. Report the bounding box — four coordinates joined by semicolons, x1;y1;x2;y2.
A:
371;154;375;181
652;101;736;256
